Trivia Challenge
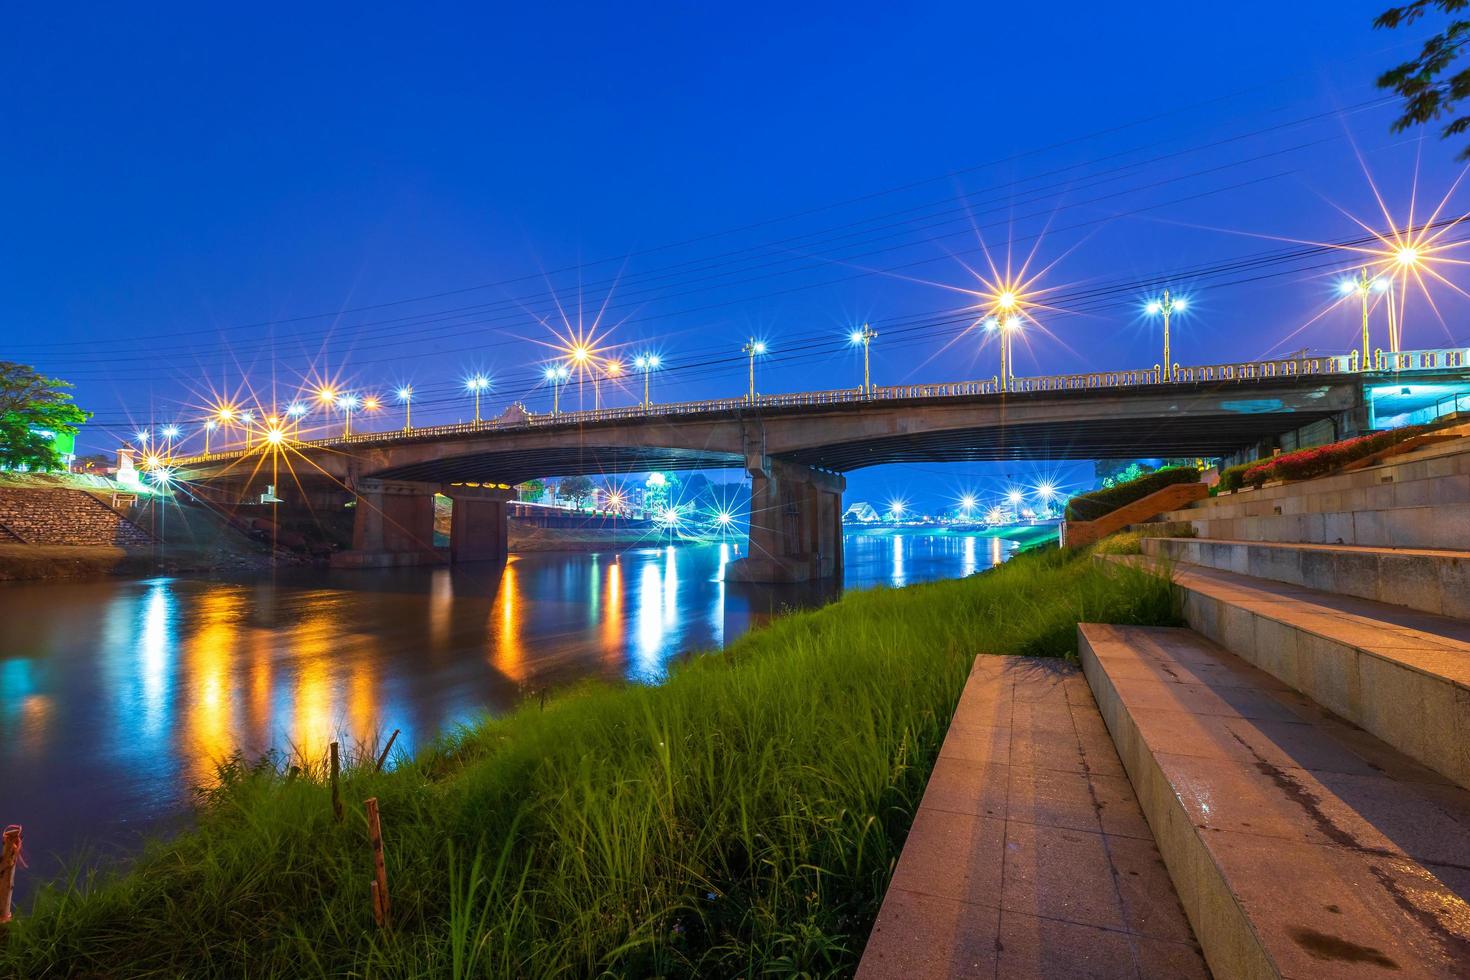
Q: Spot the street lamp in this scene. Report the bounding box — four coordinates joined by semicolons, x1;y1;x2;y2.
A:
959;494;976;519
984;315;1022;389
286;401;307;436
361;395;381;432
204;419;218;453
850;324;877;394
396;386;413;431
466;375;489;425
742;339;767;403
545;363;570;416
1144;289;1188;381
336;394;358;436
634;353;661;408
597;359;623;411
240;411;256;448
1338;269;1389;369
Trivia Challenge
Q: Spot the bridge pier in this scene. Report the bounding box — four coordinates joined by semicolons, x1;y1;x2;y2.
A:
443;485;514;563
334;479;442;568
726;458;844;583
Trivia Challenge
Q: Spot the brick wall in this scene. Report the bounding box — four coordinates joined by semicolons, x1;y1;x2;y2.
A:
0;488;153;547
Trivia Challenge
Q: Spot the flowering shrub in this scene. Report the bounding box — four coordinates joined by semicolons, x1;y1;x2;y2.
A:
1239;425;1431;488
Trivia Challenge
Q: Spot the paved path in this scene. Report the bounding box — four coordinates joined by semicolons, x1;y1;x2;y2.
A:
856;656;1209;979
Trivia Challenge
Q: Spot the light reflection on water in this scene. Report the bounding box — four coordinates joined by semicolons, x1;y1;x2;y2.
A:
0;530;1016;895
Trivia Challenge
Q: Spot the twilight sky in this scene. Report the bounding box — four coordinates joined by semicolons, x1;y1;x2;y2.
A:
5;2;1469;511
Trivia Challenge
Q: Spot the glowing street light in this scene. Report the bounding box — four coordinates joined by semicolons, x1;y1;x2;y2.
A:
596;359;623;411
1338;268;1390;369
742;338;767;402
135;428;150;447
466;375;489;425
203;419;218;454
336;394;359;436
959;494;976;518
241;411;256;448
634;353;661;408
1144;289;1188;381
264;425;285;446
396;386;414;430
850;323;877;394
286;401;308;436
545;363;570;416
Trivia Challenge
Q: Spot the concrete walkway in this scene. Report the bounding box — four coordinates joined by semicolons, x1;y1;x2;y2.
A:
856;656;1209;979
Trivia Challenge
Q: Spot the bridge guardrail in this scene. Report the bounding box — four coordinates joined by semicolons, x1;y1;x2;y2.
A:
171;347;1470;465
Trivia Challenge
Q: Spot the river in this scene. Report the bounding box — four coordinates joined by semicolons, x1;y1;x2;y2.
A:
0;529;1017;897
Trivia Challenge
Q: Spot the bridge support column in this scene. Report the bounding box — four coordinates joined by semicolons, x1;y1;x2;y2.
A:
726;458;844;583
443;485;515;563
334;479;442;568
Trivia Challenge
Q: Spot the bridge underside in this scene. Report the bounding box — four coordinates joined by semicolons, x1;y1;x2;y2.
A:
782;410;1345;470
370;446;742;485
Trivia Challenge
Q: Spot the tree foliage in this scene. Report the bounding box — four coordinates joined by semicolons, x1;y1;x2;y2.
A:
0;361;90;469
557;474;595;505
1376;1;1470;156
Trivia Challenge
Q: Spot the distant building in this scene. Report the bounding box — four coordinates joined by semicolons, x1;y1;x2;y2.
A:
843;501;880;523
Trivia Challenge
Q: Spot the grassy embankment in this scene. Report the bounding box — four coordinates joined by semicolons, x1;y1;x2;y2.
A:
1;547;1176;978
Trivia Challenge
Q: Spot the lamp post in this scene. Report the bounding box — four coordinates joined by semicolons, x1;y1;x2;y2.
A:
204;420;217;454
634;353;660;408
466;376;489;425
1144;289;1187;381
336;394;358;436
1338;269;1388;369
396;387;413;431
849;324;877;393
983;315;1021;390
598;359;623;411
742;339;767;403
241;411;256;447
286;401;307;437
1388;246;1421;353
545;363;570;416
361;395;381;433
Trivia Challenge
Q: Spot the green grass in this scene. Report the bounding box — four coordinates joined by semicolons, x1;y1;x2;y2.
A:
1;548;1177;978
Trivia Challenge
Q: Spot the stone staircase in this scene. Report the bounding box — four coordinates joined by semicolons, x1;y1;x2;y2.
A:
0;487;153;547
1079;434;1470;977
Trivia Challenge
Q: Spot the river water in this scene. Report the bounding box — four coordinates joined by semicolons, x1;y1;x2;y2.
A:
0;529;1014;896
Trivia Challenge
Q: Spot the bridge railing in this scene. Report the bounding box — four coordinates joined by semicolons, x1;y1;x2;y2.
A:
173;347;1470;464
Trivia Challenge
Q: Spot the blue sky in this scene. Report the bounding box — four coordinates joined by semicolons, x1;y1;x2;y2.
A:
5;2;1469;510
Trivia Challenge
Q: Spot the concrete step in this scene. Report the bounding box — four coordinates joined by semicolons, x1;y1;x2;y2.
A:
857;655;1207;979
1142;537;1470;620
1155;437;1470;549
1107;554;1470;789
1080;623;1470;980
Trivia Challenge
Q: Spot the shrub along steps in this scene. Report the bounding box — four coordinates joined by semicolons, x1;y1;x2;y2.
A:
1103;554;1470;790
856;656;1208;979
1079;623;1470;979
1142;537;1470;619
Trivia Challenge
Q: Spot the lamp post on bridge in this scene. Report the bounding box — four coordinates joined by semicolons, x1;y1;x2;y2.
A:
396;387;413;431
336;394;358;437
1338;269;1388;370
1144;289;1188;382
849;324;877;394
742;338;767;403
634;353;660;408
466;376;489;426
545;363;570;416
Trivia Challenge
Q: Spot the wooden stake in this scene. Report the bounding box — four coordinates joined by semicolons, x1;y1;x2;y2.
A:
375;729;400;773
0;825;22;925
365;798;390;929
330;741;344;824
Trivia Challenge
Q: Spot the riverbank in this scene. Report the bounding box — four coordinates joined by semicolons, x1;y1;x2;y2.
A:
1;545;1177;977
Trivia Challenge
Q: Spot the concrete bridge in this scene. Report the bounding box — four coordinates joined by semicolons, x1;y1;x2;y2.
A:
176;348;1470;581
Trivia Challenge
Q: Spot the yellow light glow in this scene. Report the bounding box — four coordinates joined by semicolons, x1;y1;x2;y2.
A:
362;396;381;411
143;454;162;470
265;428;285;445
571;345;591;363
1396;246;1420;267
316;387;336;404
995;290;1018;310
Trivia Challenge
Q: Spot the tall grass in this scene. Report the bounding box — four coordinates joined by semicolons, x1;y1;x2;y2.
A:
1;548;1176;978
